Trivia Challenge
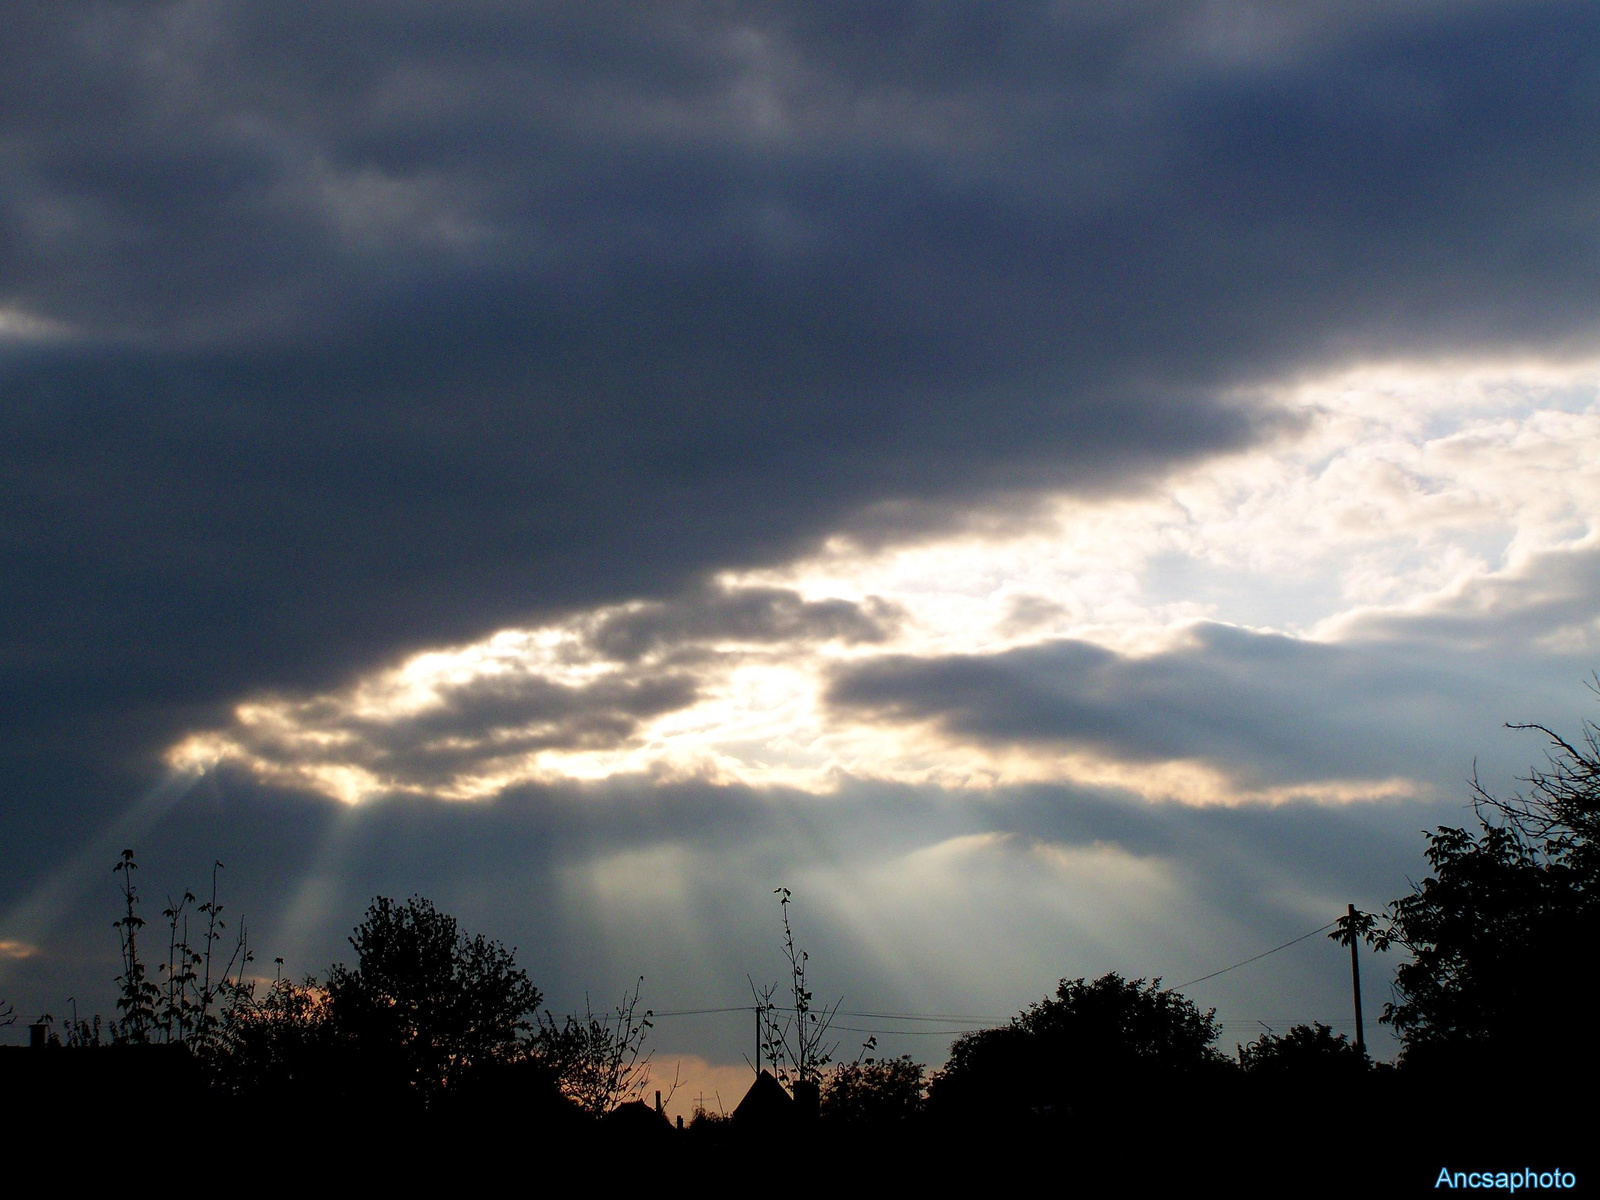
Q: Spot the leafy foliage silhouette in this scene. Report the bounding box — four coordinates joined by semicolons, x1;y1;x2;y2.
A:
750;887;840;1105
1238;1022;1367;1076
112;850;159;1042
929;973;1224;1116
535;978;657;1116
218;971;334;1100
157;887;200;1046
324;895;543;1107
821;1054;926;1126
109;853;253;1055
1343;705;1600;1069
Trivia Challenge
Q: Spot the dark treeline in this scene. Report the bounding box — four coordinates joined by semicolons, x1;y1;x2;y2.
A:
4;710;1597;1188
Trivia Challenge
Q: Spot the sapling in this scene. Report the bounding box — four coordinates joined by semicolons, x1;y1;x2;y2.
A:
750;889;841;1097
112;850;159;1042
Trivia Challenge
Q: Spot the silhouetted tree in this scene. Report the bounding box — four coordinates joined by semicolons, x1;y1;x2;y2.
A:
1350;709;1600;1071
324;896;542;1107
928;973;1225;1118
535;978;657;1116
821;1054;926;1125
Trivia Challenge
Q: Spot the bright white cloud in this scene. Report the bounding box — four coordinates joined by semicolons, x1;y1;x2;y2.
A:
170;359;1600;804
751;358;1600;642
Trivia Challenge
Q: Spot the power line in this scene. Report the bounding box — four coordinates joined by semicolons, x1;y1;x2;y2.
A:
837;1009;1005;1023
652;1005;1006;1023
830;1024;989;1037
1174;921;1338;990
650;919;1342;1031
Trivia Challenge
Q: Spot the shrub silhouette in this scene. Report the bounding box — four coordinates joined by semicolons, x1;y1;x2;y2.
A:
1238;1022;1367;1077
928;973;1224;1118
534;978;656;1116
218;972;334;1101
821;1054;926;1125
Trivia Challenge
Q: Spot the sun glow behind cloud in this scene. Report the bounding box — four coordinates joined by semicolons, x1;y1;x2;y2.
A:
0;305;72;343
168;360;1600;806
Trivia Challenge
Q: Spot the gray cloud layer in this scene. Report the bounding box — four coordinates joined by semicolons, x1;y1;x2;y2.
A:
587;584;902;663
830;543;1600;793
4;3;1600;1040
7;4;1599;763
830;625;1459;789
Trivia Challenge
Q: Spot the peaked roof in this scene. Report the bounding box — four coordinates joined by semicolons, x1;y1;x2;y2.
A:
733;1069;794;1124
602;1098;675;1137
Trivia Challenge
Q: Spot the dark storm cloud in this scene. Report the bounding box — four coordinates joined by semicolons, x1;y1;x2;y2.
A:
4;3;1600;865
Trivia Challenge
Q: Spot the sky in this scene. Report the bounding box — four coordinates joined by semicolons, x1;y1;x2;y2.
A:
3;1;1599;1117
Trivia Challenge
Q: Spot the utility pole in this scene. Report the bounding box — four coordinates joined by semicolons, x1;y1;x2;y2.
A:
754;1004;762;1076
1347;902;1366;1055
